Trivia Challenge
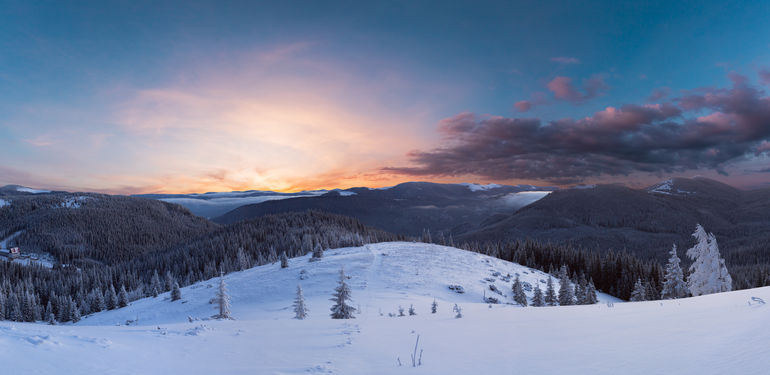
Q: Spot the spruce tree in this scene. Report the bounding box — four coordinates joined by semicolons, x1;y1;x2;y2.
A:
545;276;557;306
215;272;232;319
512;275;527;306
118;285;129;308
280;251;289;268
532;283;545;307
330;268;355;319
661;244;688;299
453;304;462;318
431;299;438;314
558;266;574;306
630;278;647;302
686;225;732;296
310;243;324;262
408;304;416;316
584;280;598;304
106;284;118;310
171;282;182;301
150;270;161;298
293;284;308;319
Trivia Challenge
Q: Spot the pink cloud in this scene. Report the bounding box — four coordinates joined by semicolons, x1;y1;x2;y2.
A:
760;69;770;86
547;75;608;103
514;100;532;112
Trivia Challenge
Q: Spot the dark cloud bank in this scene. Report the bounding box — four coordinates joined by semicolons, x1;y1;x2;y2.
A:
386;74;770;184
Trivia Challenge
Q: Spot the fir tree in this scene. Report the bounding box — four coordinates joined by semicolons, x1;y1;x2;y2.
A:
280;251;289;268
431;299;438;314
512;275;528;306
545;276;557;306
686;225;732;296
408;304;416;316
237;247;250;271
171;282;182;301
558;266;574;306
106;284;118;310
150;270;162;298
293;284;308;319
661;244;688;299
532;283;545;307
215;272;232;319
310;243;324;262
630;278;647;302
398;305;405;317
118;285;129;308
330;268;355;319
584;280;598;304
453;304;462;318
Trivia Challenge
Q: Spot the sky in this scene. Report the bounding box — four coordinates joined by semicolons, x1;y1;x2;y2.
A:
1;0;770;193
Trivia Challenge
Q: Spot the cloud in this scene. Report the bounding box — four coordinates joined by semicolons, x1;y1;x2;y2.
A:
647;87;671;102
547;75;608;103
385;75;770;184
513;92;548;112
550;57;580;64
514;101;532;112
760;69;770;86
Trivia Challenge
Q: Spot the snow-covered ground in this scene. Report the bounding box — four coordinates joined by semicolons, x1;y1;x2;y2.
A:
500;190;551;207
2;242;767;374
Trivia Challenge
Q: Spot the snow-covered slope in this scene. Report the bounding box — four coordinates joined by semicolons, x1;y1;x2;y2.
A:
2;242;768;374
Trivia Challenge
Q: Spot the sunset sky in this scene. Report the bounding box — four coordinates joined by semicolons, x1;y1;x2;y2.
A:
2;1;770;193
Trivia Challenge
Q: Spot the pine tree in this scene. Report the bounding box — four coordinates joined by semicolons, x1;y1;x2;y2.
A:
512;275;528;306
408;304;416;316
150;270;161;298
237;247;250;271
661;244;688;299
545;276;557;306
215;272;232;319
398;305;405;317
165;271;174;292
171;282;182;301
630;278;647;302
532;283;545;307
453;304;462;318
106;284;118;310
558;266;574;306
584;280;598;304
686;225;732;296
293;284;308;319
310;243;324;262
118;285;129;308
431;299;438;314
280;251;289;268
330;268;355;319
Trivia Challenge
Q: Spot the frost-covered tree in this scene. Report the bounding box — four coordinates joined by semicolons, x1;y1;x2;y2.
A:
408;304;416;316
398;305;405;317
453;303;462;318
310;243;324;262
531;283;544;307
215;272;232;319
661;244;689;299
280;251;289;268
330;268;355;319
558;266;574;306
118;285;129;308
293;284;308;319
431;299;438;314
171;282;182;301
545;276;557;306
686;225;732;296
512;275;527;306
150;270;162;298
237;247;250;271
584;280;598;304
630;278;646;302
106;284;118;310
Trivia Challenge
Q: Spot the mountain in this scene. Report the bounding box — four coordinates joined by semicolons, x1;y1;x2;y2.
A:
213;182;556;237
461;177;770;288
3;242;767;374
134;189;336;219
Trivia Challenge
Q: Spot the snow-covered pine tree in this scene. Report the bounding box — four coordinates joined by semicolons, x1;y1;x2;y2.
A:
558;266;574;306
584;280;598;304
431;299;438;314
237;247;250;270
661;244;688;299
630;278;646;302
118;285;129;308
280;251;289;268
293;284;308;319
532;283;544;307
310;243;324;262
398;305;405;317
330;267;355;319
165;271;174;292
686;224;733;296
150;270;162;297
171;282;182;301
545;276;557;306
106;284;118;310
215;272;232;319
408;304;416;316
512;275;528;306
453;304;462;318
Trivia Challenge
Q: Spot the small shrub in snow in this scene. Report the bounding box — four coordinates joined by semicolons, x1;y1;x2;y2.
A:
298;269;309;280
408;304;416;316
431;299;438;314
447;285;465;294
453;304;462;318
398;306;405;317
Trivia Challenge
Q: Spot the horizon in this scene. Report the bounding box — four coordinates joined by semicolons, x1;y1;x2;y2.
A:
2;1;770;194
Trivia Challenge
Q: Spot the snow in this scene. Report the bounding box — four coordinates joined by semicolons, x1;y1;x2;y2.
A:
3;242;768;374
461;183;503;192
500;191;551;208
59;196;90;208
0;198;9;208
16;186;51;194
649;179;694;195
0;231;55;268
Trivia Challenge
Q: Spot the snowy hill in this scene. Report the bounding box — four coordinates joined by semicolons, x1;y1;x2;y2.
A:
3;242;768;374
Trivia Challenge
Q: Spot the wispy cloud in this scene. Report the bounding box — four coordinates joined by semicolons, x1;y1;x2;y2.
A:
550;57;580;64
